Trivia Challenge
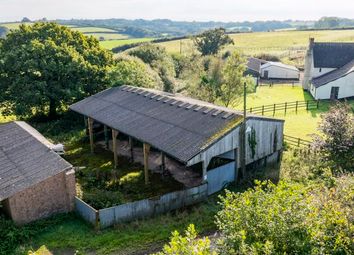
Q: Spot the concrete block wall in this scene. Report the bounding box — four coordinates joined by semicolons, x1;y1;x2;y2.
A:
4;169;76;225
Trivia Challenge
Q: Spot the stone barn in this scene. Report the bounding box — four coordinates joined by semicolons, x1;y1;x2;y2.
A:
0;121;76;224
70;85;284;195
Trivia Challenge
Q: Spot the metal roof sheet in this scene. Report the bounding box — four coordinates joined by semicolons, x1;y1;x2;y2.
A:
0;122;72;200
70;85;283;163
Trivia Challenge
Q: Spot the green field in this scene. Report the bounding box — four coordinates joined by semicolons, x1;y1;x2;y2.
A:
100;38;154;50
0;22;33;30
233;85;354;140
85;33;130;40
158;29;354;66
70;26;118;33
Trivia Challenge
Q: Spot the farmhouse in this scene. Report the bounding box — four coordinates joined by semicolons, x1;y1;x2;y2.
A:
0;121;76;224
70;85;284;195
303;38;354;99
260;61;300;80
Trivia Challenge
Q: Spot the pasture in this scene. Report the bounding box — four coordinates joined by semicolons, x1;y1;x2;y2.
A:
158;29;354;66
100;38;154;49
233;85;354;140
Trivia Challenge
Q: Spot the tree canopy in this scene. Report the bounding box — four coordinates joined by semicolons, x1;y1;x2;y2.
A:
193;28;234;56
0;22;113;118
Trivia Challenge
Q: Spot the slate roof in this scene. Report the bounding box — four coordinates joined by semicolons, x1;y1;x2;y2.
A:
312;59;354;88
261;61;299;71
0;122;72;201
313;42;354;68
246;57;267;74
70;85;283;164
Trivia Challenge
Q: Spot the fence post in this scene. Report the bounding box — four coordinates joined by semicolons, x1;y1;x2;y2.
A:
250;107;252;113
273;104;276;116
262;105;264;115
295;101;298;113
316;100;319;109
284;102;287;115
306;101;309;111
298;138;300;147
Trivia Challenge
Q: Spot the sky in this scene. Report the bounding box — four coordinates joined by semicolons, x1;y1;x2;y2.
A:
1;0;354;22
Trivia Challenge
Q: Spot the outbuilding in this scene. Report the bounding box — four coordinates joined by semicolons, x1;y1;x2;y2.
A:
70;85;284;195
260;62;300;80
0;121;76;224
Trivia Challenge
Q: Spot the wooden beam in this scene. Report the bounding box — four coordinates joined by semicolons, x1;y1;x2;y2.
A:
112;129;119;169
143;143;151;185
87;117;94;154
161;152;165;173
129;136;134;162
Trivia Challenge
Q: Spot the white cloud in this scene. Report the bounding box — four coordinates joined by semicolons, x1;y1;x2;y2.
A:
1;0;354;22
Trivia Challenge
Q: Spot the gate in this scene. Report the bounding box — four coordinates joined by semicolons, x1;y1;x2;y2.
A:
207;162;236;195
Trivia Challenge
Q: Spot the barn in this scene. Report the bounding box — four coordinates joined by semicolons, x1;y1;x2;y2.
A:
70;85;284;195
245;57;267;85
260;62;300;80
303;38;354;99
0;121;76;224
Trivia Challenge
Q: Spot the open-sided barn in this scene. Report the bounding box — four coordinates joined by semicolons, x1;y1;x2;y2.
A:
0;121;76;224
70;85;284;195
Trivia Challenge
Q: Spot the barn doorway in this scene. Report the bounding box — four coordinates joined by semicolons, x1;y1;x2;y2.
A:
207;150;237;195
264;70;269;79
330;87;339;100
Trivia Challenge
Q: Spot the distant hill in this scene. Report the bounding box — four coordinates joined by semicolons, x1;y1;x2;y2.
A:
56;18;296;37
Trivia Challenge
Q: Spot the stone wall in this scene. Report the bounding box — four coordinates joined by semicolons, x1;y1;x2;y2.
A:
4;169;76;225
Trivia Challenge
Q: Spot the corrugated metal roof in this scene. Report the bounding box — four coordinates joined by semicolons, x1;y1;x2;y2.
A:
313;42;354;68
0;122;72;200
312;59;354;88
70;85;283;163
261;62;299;71
246;57;267;74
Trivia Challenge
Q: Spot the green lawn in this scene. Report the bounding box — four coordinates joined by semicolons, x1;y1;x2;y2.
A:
100;38;154;50
233;85;354;140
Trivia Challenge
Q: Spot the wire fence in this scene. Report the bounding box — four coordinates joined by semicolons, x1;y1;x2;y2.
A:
248;100;319;116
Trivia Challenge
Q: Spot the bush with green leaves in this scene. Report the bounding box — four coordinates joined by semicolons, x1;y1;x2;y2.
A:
216;180;353;255
312;102;354;174
109;54;163;89
155;224;216;255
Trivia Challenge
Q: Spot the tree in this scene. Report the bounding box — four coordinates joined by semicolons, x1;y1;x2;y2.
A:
21;17;31;23
109;54;162;89
312;102;354;173
155;224;216;255
0;22;113;118
193;28;234;56
219;51;249;107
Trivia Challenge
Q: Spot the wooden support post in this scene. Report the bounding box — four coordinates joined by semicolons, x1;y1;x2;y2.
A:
129;136;134;162
262;105;264;115
104;125;109;149
316;100;319;109
298;138;301;147
143;143;151;185
306;100;309;111
273;104;276;116
295;101;298;113
234;149;238;185
87;117;94;154
161;152;166;173
250;107;252;113
284;102;287;115
112;129;119;169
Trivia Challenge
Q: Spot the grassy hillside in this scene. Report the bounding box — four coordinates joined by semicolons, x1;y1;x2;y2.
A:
100;38;154;50
158;29;354;66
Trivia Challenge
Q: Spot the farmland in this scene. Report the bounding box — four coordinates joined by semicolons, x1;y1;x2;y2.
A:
100;38;154;49
158;29;354;66
232;85;354;140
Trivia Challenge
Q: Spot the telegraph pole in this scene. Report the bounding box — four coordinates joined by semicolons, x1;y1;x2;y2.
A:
241;82;247;179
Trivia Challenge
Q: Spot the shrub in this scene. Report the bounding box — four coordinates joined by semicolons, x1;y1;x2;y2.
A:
216;180;353;254
155;224;216;255
109;54;162;89
254;53;280;62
